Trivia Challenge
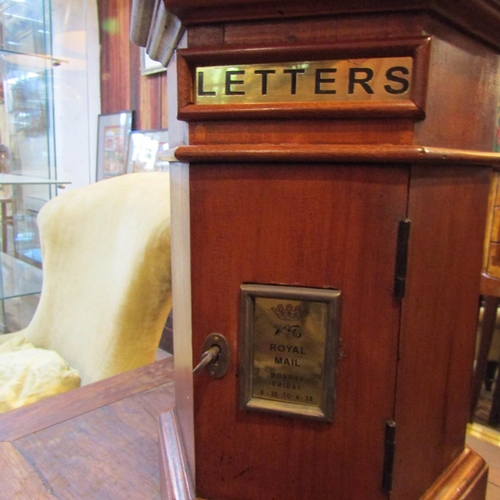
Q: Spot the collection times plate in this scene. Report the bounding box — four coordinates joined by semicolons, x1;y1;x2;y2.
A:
239;284;340;421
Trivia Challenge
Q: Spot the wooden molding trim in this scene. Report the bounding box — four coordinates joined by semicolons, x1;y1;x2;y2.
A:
177;37;430;121
164;0;500;51
158;408;196;500
480;273;500;297
178;37;429;65
421;446;488;500
178;101;424;121
0;358;174;442
173;144;500;166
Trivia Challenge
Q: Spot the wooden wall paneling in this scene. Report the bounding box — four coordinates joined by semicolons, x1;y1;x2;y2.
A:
138;72;152;129
97;0;132;114
161;75;169;129
132;41;168;130
190;162;409;500
393;165;491;499
140;73;168;130
129;42;141;125
98;0;167;130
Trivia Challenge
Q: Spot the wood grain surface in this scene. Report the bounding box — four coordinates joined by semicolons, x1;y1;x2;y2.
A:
174;144;500;166
165;0;500;52
190;162;409;500
166;2;500;499
393;166;490;499
421;446;488;500
98;0;168;130
181;11;499;152
0;359;175;500
0;442;57;499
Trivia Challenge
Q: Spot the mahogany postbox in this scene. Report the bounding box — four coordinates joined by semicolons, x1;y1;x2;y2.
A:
163;1;500;498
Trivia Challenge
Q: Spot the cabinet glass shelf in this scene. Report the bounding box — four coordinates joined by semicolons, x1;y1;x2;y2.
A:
0;175;69;332
0;0;56;333
0;0;51;56
0;251;43;332
0;251;42;300
0;173;68;185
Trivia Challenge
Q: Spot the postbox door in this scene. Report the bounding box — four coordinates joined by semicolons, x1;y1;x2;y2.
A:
190;162;409;500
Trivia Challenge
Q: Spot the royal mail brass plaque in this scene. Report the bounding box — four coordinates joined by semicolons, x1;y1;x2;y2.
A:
196;57;412;105
239;284;340;421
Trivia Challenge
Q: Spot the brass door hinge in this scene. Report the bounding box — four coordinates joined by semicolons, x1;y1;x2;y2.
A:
382;420;396;492
394;219;411;298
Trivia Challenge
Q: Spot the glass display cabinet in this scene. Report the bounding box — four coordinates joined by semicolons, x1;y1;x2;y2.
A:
0;0;58;332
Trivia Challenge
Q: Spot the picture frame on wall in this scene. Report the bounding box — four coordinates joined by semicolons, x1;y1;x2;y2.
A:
96;111;133;181
125;129;169;173
140;48;166;76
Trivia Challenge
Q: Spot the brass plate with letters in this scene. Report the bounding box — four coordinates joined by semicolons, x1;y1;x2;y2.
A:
196;57;412;105
239;284;340;421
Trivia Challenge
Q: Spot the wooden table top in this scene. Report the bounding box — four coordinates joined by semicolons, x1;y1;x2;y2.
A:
0;357;175;499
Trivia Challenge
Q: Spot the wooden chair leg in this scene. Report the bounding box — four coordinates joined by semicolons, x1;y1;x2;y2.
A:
470;295;500;421
489;332;500;425
485;360;498;391
489;369;500;425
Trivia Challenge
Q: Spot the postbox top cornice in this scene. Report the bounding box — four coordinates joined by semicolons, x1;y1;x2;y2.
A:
163;0;500;51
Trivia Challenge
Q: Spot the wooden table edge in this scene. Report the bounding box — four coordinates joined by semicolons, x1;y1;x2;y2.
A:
0;357;175;442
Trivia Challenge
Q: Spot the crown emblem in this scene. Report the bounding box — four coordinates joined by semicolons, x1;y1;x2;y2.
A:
271;303;303;321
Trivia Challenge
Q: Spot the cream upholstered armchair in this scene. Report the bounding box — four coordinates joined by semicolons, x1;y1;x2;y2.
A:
0;172;172;412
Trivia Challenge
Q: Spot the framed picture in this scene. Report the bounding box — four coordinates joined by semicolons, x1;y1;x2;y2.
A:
125;129;169;173
140;48;166;76
96;111;133;181
138;5;184;75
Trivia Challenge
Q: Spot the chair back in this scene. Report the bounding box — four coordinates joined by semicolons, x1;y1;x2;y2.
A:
24;172;172;385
